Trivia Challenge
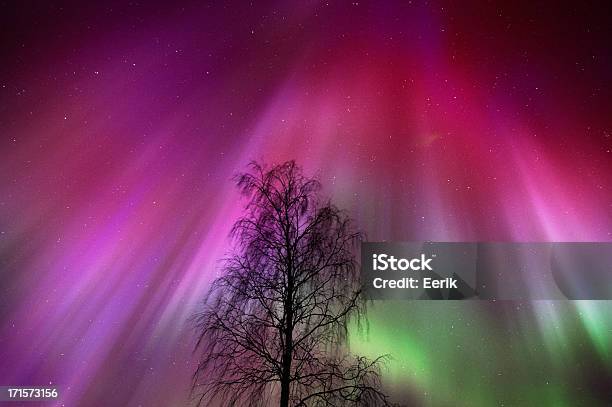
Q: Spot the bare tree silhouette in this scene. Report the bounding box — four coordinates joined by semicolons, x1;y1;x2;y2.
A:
192;161;393;406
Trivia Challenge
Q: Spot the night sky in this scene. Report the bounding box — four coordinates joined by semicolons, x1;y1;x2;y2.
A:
1;1;611;406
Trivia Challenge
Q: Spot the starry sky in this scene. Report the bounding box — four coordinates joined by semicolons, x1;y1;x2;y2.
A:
0;1;611;406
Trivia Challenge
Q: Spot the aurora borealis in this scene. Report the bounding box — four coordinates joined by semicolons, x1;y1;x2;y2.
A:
1;1;611;406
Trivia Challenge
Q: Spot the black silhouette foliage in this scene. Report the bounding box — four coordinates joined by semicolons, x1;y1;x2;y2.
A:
193;161;393;407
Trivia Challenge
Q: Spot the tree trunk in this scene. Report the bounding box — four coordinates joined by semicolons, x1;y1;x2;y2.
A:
280;259;294;407
280;302;293;407
279;353;291;407
281;213;294;407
